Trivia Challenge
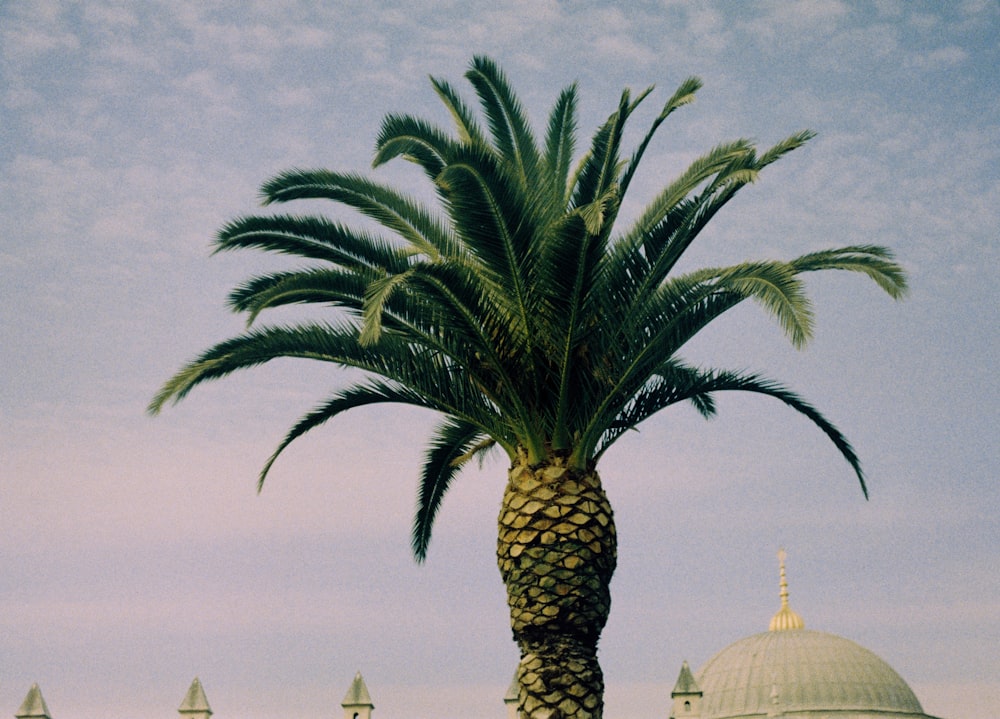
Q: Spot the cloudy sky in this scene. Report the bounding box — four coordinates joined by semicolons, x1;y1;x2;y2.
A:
2;2;997;719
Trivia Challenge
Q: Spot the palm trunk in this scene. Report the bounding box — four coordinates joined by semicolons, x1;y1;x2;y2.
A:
497;452;617;719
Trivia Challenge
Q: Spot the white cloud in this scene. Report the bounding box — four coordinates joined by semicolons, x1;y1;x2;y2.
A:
82;3;138;28
683;5;734;54
175;68;242;109
907;11;942;31
828;22;900;61
739;0;850;44
0;1;80;60
592;33;657;67
873;0;905;19
3;84;44;110
268;85;316;109
904;45;969;70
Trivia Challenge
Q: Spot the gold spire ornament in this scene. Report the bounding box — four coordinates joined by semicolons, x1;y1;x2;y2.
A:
769;548;805;631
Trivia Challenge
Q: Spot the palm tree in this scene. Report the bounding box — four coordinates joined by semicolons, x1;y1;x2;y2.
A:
150;56;906;719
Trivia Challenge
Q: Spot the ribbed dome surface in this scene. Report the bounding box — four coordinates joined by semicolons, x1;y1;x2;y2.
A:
696;629;927;718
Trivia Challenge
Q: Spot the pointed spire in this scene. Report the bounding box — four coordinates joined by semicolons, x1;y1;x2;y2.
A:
178;677;213;719
669;661;702;718
504;670;520;719
16;684;51;719
671;661;701;696
342;671;374;719
769;548;805;631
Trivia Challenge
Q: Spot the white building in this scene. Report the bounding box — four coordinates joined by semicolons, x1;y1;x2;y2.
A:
14;673;376;719
13;553;944;719
667;550;944;719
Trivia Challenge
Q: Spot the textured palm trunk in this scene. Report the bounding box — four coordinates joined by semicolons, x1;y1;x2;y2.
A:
497;451;617;719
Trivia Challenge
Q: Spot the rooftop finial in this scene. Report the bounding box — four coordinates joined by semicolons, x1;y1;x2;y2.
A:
16;684;51;719
769;548;804;631
178;677;212;719
342;671;374;719
778;548;790;608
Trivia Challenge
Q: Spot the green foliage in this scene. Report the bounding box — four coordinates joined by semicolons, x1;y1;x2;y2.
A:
151;56;907;560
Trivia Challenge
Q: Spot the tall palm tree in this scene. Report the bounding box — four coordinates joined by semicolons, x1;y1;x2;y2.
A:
150;56;906;719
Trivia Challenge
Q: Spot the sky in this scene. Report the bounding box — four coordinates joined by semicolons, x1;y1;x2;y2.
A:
1;2;997;719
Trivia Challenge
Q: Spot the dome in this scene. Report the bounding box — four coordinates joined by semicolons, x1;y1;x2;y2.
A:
673;551;940;719
695;628;928;718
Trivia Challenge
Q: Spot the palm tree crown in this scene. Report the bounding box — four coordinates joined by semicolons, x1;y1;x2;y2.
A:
151;56;907;719
150;56;906;561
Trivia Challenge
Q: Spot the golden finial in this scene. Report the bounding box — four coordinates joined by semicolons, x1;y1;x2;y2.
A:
769;548;804;631
778;548;790;606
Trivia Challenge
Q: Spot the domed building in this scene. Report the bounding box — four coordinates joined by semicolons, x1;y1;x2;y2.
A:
12;552;945;719
668;551;943;719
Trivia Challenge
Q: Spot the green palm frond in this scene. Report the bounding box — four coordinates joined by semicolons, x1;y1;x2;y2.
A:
153;56;905;560
360;271;412;346
465;55;541;188
596;366;865;495
148;322;373;412
594;360;717;456
434;146;541;363
790;245;909;298
570;90;628;214
622;139;754;249
259;170;453;259
215;215;407;269
757;130;817;168
535;213;603;449
619;76;703;196
412;417;490;561
687;370;867;496
542;84;578;207
352;259;534;427
577;262;814;460
226;268;368;325
150;322;484;422
430;76;487;147
373;113;461;180
688;262;814;348
255;379;442;491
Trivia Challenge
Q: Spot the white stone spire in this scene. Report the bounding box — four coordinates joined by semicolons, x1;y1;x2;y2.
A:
342;671;374;719
178;677;213;719
16;684;51;719
669;660;702;718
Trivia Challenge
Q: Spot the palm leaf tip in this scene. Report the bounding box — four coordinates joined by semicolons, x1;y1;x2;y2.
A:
411;418;486;562
147;358;223;415
258;169;304;206
790;245;909;300
735;372;868;497
146;393;167;416
858;245;909;299
662;76;703;114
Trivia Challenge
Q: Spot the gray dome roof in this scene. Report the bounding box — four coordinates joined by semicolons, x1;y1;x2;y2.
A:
695;628;929;718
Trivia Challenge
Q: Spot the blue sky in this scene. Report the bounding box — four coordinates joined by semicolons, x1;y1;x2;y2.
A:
1;2;997;719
